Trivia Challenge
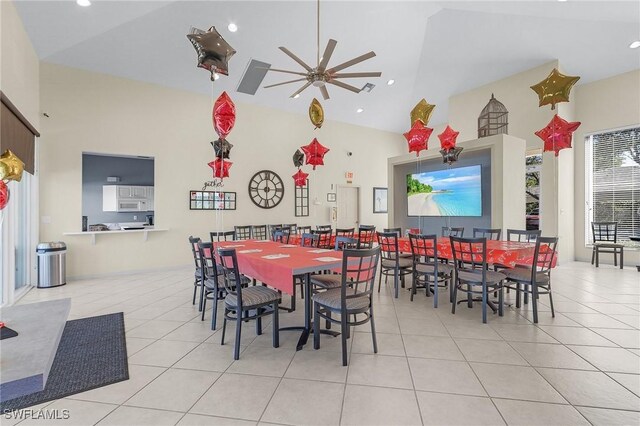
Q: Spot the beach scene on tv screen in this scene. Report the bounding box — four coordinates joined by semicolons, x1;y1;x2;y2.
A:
407;165;482;216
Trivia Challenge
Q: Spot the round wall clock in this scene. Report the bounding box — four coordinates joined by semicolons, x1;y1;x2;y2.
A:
248;170;284;209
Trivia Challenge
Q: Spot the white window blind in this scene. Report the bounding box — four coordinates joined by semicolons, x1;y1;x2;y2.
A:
586;127;640;243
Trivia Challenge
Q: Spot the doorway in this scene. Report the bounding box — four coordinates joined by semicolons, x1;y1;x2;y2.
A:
337;186;360;229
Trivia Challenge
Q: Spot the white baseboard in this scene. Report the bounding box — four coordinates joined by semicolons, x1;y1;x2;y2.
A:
67;263;192;281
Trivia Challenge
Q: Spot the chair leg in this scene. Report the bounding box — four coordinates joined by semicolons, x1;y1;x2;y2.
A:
548;286;555;318
433;275;439;309
234;313;242;360
515;283;521;308
524;287;529;305
467;283;473;309
451;281;458;314
377;268;383;293
591;248;595;265
326;311;332;330
370;309;378;354
198;280;206;312
595;248;599;267
394;269;399;298
256;307;263;335
192;282;198;305
481;285;488;324
614;250;618;267
532;284;539;324
221;316;227;345
498;283;504;317
620;248;624;269
410;273;417;302
211;290;218;330
313;303;321;350
341;313;349;366
272;303;279;348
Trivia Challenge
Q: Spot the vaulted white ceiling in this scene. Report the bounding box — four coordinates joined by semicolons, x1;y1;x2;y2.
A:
14;0;640;133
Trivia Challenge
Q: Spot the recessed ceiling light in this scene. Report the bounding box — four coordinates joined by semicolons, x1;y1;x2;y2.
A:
557;0;567;2
387;79;395;86
228;23;238;33
356;108;364;113
630;41;640;49
76;0;91;6
293;94;300;99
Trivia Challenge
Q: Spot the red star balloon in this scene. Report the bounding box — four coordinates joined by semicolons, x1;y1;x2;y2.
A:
438;125;460;151
207;158;232;179
212;92;236;138
535;114;581;156
292;168;309;187
0;180;9;210
301;138;330;170
403;121;433;157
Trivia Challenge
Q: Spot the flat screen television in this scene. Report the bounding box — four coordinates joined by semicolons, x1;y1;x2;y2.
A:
407;165;482;217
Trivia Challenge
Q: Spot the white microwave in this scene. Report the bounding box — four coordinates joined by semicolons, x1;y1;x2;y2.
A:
116;199;148;212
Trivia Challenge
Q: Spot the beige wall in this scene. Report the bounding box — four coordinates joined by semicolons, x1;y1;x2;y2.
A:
0;0;40;130
39;63;405;278
573;69;640;265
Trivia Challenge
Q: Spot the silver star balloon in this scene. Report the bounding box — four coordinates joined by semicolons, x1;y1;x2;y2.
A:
211;138;233;159
187;26;236;80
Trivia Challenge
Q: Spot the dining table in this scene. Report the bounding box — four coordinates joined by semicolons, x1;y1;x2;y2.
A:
212;239;345;350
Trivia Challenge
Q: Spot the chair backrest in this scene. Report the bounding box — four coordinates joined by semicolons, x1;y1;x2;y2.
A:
334;236;359;251
358;225;376;249
251;225;267;240
335;228;355;238
272;229;290;243
592;222;618;243
383;228;402;238
297;225;312;235
283;224;298;234
473;228;502;240
535;236;558;275
300;233;319;248
442;227;464;237
268;224;283;235
217;248;244;309
197;241;219;279
316;224;333;232
450;236;487;272
376;232;399;263
409;233;438;265
234;226;252;240
189;236;202;268
506;229;541;242
311;229;332;249
210;231;235;242
338;247;380;309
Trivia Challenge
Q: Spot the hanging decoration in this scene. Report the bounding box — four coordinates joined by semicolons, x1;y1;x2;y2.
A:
535;114;581;156
530;68;580;110
309;98;324;129
437;125;462;165
403;121;433;157
211;138;233;159
0;150;25;182
301;138;330;170
410;99;436;127
187;26;236;81
208;158;232;179
292;149;305;168
212;91;236;138
292;168;309;187
0;180;9;211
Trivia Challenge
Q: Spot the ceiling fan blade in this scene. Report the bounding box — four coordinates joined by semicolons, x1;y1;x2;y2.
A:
332;72;382;78
279;47;313;72
257;67;308;76
263;78;308;89
327;80;361;94
320;85;330;100
290;81;313;98
317;39;337;72
327;51;376;74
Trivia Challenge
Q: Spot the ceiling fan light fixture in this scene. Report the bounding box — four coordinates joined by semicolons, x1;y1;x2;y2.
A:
76;0;91;6
629;40;640;49
356;108;364;113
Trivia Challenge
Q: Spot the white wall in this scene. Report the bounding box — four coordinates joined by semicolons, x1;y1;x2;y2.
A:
573;69;640;265
39;63;405;278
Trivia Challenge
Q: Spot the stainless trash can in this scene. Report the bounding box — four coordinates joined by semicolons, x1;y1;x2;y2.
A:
36;242;67;288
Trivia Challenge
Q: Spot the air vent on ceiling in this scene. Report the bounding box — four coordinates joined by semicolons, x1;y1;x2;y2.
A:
237;59;271;95
361;83;375;93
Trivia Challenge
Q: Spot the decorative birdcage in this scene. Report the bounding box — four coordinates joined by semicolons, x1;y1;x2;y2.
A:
478;94;508;138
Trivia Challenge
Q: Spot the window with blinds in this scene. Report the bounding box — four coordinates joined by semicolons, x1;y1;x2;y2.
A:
585;127;640;243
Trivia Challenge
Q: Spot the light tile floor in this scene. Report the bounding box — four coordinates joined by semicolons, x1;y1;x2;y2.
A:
5;262;640;425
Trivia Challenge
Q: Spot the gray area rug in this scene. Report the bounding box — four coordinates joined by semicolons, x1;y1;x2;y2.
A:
0;313;129;412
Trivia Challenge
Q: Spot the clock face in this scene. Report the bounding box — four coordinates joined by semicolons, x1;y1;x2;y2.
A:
248;170;284;209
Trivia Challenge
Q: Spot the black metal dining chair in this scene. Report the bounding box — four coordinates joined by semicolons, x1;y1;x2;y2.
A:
316;224;333;232
313;246;380;366
283;223;298;234
358;225;376;249
297;225;312;235
384;227;412;258
218;248;280;360
503;236;558;323
591;222;624;269
272;229;290;243
336;228;355;238
473;228;502;240
377;231;413;298
442;227;464;237
506;229;540;242
311;229;332;249
409;233;453;307
234;225;252;240
189;236;204;308
210;231;236;242
450;236;506;323
251;225;268;240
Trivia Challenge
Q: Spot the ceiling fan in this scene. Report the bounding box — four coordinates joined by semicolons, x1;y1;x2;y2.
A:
262;0;381;100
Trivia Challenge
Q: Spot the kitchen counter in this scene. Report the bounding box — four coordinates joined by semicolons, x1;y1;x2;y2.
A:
63;227;169;244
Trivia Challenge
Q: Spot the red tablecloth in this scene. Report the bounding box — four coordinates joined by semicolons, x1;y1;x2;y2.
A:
212;240;344;294
397;237;557;268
